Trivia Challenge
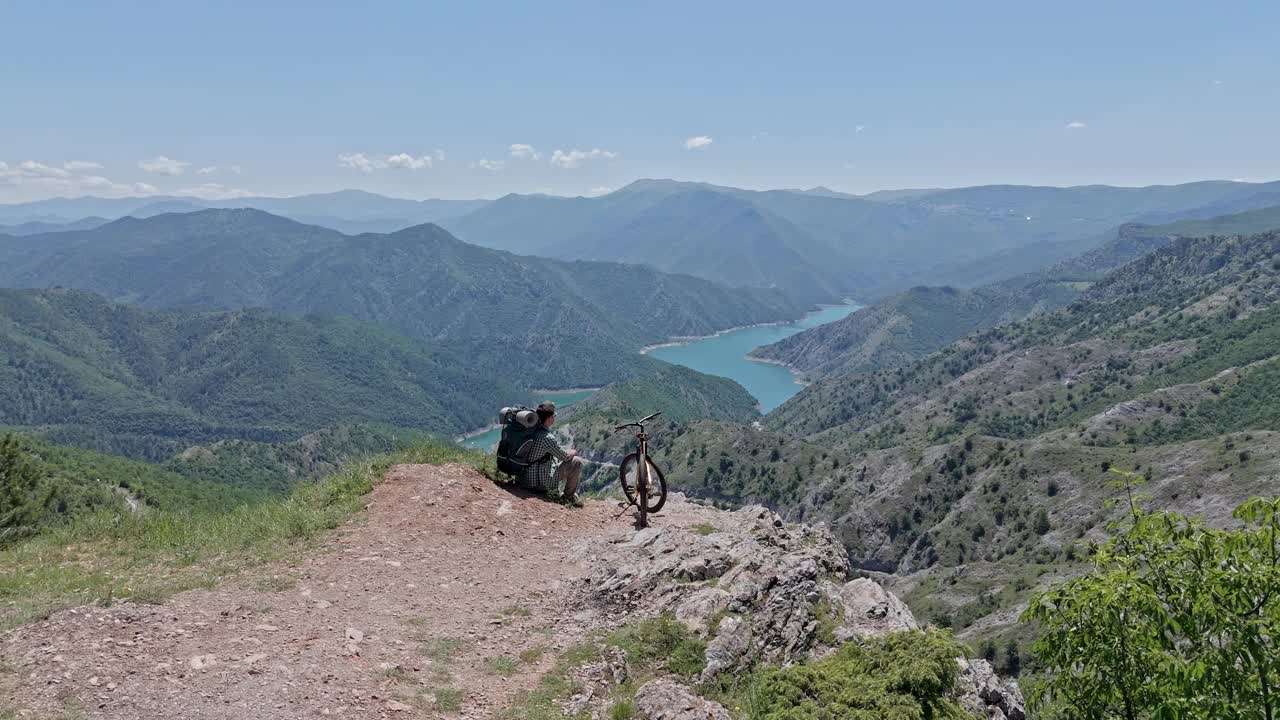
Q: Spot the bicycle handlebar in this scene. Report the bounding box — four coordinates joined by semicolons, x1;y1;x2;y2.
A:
614;410;663;432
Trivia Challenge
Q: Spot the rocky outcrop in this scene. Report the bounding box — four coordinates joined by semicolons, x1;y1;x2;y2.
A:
580;495;1026;719
586;502;845;679
961;659;1027;720
830;577;919;640
634;680;732;720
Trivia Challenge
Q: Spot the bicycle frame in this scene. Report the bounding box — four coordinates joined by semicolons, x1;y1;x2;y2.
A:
635;426;650;495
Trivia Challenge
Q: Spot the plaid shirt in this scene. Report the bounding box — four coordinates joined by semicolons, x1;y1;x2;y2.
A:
519;428;572;494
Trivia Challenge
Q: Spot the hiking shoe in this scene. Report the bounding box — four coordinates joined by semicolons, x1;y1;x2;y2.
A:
560;494;585;508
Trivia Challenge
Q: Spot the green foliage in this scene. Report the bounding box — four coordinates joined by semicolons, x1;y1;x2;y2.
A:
0;434;48;546
15;433;263;518
744;630;969;720
485;655;518;676
1023;494;1280;719
607;615;706;680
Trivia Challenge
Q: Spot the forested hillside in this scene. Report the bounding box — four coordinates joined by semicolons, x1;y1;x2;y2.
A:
0;209;803;389
0;288;526;460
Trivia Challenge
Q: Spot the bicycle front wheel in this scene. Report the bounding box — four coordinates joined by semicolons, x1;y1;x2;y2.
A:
619;453;668;514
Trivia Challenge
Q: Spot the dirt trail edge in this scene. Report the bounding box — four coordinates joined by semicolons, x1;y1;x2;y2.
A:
1;463;637;720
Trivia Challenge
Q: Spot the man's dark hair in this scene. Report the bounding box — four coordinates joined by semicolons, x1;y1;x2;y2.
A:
536;400;557;424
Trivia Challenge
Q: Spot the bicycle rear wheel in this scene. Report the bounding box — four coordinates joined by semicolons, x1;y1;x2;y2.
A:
619;453;668;514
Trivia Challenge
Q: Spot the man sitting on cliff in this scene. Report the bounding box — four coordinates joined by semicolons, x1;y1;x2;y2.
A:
519;401;585;507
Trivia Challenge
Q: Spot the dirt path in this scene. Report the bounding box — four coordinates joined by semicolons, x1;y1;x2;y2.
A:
1;464;629;719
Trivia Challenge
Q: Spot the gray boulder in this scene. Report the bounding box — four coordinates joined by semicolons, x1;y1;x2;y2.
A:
830;577;919;641
960;659;1027;720
634;679;732;720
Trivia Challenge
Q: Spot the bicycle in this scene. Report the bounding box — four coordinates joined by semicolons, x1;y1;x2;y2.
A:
614;411;669;528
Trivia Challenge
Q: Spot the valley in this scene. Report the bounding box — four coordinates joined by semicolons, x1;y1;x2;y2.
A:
4;183;1280;720
9;8;1280;717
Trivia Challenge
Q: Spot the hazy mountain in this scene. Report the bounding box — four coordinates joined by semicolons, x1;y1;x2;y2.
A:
0;189;489;235
752;204;1280;379
0;216;109;236
443;178;1280;302
0;209;804;388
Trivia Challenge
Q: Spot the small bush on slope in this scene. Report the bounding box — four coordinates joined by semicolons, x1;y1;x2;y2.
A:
0;440;490;630
742;629;968;720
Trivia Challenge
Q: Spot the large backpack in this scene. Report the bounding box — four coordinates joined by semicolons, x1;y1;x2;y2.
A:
495;406;550;478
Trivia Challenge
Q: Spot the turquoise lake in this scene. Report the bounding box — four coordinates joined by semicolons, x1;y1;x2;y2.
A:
646;303;860;412
461;304;858;448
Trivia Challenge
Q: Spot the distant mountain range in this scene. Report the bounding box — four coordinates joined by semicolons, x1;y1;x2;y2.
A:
751;204;1280;379
440;179;1280;302
0;208;803;389
7;179;1279;304
0;189;487;236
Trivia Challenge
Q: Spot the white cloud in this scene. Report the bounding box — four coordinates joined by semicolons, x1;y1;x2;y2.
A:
510;143;541;160
1;159;160;199
385;153;433;170
339;152;434;173
175;183;254;200
228;164;243;175
855;125;866;133
1065;121;1087;129
337;152;378;173
138;155;190;176
472;158;505;172
196;165;218;175
549;148;618;169
684;135;713;150
1213;79;1224;85
19;160;71;178
585;186;612;197
63;160;103;171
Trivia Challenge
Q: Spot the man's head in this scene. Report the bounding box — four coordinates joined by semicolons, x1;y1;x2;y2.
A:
536;400;557;427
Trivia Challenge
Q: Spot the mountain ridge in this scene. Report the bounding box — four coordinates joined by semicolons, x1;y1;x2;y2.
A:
0;208;805;389
443;178;1280;302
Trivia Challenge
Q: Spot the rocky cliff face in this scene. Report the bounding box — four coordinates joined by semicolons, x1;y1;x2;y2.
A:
575;495;1026;719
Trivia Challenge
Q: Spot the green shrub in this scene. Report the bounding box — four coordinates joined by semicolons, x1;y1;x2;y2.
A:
1024;479;1280;719
746;630;968;720
608;615;706;680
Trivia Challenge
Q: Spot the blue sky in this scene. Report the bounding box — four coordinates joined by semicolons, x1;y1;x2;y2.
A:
2;1;1277;201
